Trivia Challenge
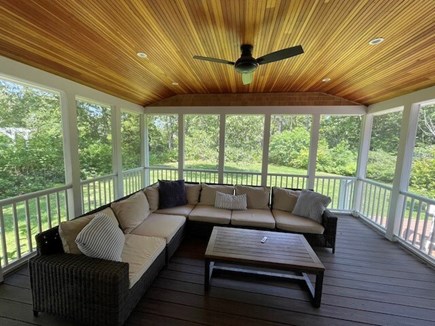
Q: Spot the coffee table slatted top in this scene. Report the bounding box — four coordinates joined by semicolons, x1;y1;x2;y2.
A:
205;227;325;273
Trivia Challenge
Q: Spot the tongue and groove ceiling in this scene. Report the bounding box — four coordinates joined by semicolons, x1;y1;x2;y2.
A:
0;0;434;107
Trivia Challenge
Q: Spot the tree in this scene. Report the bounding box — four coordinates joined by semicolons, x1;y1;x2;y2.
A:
76;100;113;179
147;115;178;166
0;79;64;199
121;112;141;170
269;127;310;168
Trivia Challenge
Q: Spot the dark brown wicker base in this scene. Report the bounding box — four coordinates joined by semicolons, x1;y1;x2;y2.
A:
30;249;165;326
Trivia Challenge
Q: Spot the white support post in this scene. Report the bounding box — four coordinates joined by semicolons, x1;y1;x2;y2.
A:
61;94;82;219
178;114;184;180
112;105;123;199
261;114;271;187
218;114;226;184
385;103;420;240
307;114;320;190
140;113;147;187
143;114;150;186
353;114;373;214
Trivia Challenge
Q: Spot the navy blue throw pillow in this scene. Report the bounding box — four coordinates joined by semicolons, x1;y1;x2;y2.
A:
158;179;188;209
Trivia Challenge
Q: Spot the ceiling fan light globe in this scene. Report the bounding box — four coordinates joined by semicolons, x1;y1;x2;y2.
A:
234;58;258;73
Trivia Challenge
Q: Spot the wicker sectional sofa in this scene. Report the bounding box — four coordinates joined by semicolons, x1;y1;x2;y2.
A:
29;181;337;326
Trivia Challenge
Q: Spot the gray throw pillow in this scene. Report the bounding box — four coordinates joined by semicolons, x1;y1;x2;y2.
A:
75;213;125;261
292;190;331;224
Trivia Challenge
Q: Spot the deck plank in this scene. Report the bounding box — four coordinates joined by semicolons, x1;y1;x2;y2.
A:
0;214;434;326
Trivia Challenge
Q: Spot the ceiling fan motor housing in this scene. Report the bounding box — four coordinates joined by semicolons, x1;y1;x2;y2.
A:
235;44;258;73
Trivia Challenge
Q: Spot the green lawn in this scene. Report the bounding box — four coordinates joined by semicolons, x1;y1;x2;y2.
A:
2;161;432;267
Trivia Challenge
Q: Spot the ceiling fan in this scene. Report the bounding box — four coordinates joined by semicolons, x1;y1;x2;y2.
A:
193;44;304;85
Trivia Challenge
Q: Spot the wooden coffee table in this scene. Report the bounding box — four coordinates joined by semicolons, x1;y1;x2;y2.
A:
204;226;325;307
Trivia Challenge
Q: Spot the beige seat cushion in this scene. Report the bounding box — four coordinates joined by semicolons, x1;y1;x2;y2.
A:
272;187;300;212
272;209;324;234
121;234;166;289
155;204;195;217
130;213;186;244
199;184;234;206
231;209;275;229
188;205;231;224
235;185;270;209
186;183;201;205
144;185;159;211
58;207;117;254
111;191;150;233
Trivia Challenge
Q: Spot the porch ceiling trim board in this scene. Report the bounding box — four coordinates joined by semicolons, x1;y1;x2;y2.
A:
368;85;435;114
144;105;367;115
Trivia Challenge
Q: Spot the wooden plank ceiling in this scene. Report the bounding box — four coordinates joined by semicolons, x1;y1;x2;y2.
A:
0;0;434;107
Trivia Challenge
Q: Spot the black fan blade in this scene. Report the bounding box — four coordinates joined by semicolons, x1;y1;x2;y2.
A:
193;56;234;65
256;45;304;65
241;72;253;85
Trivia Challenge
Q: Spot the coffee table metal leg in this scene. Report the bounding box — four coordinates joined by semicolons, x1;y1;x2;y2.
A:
313;271;324;308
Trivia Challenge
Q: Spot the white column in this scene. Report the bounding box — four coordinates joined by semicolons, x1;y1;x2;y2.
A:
307;114;320;189
385;103;420;240
61;94;82;218
143;114;150;186
178;114;184;180
140;113;147;187
353;114;373;214
218;114;226;184
261;114;271;187
112;105;123;199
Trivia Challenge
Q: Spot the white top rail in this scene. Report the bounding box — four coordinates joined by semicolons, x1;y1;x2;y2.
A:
0;184;71;206
122;167;144;173
80;174;116;184
359;178;393;190
400;190;435;205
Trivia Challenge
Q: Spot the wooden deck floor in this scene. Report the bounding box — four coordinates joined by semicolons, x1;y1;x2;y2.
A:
1;214;434;325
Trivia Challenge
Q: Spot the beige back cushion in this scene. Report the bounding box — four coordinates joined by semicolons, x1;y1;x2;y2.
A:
111;191;150;233
144;185;159;211
186;183;202;205
199;184;234;206
235;185;270;209
59;207;117;254
272;188;300;212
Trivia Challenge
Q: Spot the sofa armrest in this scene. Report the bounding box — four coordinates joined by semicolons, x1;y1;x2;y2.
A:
30;253;130;312
322;209;337;230
321;209;337;253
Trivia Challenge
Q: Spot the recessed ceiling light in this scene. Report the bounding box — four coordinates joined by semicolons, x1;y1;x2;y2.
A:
136;52;147;58
171;82;179;86
322;77;331;82
368;37;384;45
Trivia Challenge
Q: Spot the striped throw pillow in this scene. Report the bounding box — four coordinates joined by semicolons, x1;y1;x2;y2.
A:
214;191;247;210
75;213;125;261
